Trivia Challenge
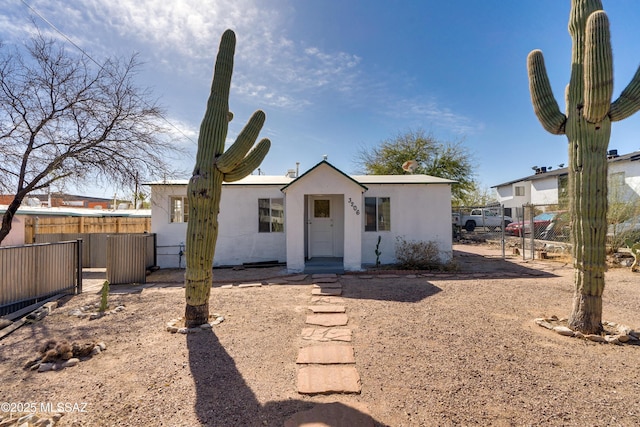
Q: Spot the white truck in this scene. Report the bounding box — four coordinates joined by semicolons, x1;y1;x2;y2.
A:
452;208;512;232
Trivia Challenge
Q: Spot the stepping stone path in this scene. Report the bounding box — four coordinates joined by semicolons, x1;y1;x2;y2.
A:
296;274;361;395
286;273;376;426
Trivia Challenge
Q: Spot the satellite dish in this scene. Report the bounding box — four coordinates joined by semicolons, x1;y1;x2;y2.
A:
402;160;418;174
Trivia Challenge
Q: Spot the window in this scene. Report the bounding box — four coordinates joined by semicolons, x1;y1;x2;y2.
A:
170;196;188;223
515;186;525;197
365;197;390;232
259;198;284;232
314;199;330;218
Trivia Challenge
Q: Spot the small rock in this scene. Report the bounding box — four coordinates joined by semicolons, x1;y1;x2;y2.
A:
62;358;80;368
211;316;224;325
574;331;584;339
114;306;126;312
220;284;233;289
534;319;554;330
585;334;605;343
605;335;621;344
17;414;37;424
200;323;212;329
38;363;54;372
52;413;63;422
177;327;189;334
67;309;84;317
90;346;101;356
553;326;575;336
35;418;53;427
97;342;107;351
616;334;630;343
167;326;178;333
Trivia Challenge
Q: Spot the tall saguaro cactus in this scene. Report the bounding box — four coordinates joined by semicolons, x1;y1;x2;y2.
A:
528;0;640;334
185;30;270;328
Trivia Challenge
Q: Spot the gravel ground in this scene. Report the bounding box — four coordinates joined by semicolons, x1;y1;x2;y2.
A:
0;243;639;426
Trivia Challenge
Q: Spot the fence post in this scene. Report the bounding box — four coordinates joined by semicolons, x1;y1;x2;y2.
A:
76;238;83;294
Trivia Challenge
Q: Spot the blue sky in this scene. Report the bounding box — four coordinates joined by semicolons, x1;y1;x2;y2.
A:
3;0;640;199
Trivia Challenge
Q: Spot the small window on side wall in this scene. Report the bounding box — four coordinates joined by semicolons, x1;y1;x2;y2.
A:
170;196;189;223
259;198;284;232
364;197;390;232
515;186;525;197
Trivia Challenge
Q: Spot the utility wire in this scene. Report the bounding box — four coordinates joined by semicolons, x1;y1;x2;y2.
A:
19;0;197;146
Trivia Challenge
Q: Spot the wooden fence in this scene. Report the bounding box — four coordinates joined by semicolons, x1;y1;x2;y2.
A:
0;240;82;316
24;216;151;244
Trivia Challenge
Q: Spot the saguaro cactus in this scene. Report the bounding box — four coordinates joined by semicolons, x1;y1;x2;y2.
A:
528;0;640;334
185;30;270;328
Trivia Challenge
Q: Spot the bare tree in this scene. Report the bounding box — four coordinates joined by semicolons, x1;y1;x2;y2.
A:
0;34;180;243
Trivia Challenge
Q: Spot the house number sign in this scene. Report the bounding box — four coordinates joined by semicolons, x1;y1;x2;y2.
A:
347;198;360;215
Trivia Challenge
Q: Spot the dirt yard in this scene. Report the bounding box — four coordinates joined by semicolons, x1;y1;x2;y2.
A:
0;244;639;426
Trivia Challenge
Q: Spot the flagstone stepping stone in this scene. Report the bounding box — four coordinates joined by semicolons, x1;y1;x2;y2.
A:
308;305;346;313
284;402;374;427
306;313;349;327
311;273;338;279
311;283;342;289
311;288;342;296
286;275;309;282
301;328;352;342
377;274;400;278
357;275;373;279
296;345;355;364
237;283;261;288
297;365;361;394
309;296;344;304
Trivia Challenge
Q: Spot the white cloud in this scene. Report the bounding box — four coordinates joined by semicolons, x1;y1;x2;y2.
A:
390;98;483;136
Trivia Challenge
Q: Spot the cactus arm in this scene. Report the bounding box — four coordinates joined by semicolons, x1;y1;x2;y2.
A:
527;50;567;135
583;11;613;123
217;110;266;173
609;65;640;121
223;138;271;182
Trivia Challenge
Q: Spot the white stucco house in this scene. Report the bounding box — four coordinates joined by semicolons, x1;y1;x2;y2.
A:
493;150;640;216
148;160;455;272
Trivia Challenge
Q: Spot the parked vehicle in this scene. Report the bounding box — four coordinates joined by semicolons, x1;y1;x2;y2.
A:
506;212;557;237
452;208;512;232
539;211;570;241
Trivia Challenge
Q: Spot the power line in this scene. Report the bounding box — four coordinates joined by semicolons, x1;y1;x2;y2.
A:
19;0;197;146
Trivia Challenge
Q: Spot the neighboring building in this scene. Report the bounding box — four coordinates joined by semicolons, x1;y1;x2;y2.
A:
493;150;640;216
0;193;118;209
0;206;151;247
148;160;455;272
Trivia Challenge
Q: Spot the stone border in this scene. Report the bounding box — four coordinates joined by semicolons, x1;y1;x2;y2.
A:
166;314;224;334
535;316;639;344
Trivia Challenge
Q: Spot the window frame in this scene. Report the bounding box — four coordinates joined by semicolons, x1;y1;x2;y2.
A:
364;196;391;232
515;186;525;197
170;196;189;223
258;198;284;233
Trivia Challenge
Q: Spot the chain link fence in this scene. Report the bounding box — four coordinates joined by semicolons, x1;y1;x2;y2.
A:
506;202;640;261
452;205;510;257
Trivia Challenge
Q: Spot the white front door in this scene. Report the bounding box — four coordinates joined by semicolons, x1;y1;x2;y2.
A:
309;197;334;257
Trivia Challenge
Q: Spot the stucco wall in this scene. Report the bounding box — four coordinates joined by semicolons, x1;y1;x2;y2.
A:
283;164;364;272
361;183;453;265
0;215;26;246
150;184;286;268
531;177;559;205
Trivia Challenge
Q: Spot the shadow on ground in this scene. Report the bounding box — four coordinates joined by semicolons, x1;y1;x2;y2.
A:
187;331;385;426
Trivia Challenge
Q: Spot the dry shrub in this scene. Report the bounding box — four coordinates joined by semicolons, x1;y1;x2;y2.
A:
395;237;450;270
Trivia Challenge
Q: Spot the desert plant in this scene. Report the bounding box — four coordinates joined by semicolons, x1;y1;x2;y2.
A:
625;238;640;273
527;0;640;333
99;280;109;312
184;30;270;328
395;237;444;270
374;235;382;267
